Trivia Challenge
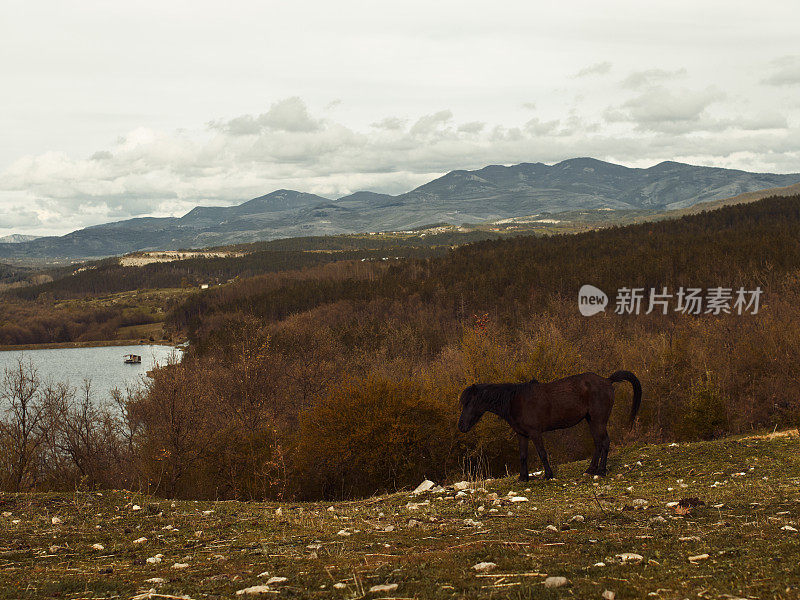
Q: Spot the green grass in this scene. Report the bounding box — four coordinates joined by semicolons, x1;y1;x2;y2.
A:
2;433;800;599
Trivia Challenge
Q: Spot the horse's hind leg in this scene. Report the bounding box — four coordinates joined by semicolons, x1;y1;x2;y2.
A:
585;415;601;475
531;433;554;479
598;430;611;475
518;434;530;481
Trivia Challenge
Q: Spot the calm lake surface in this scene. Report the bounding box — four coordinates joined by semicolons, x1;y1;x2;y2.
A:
0;345;178;405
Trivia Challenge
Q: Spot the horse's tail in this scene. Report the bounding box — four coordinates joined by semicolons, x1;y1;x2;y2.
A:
608;370;642;426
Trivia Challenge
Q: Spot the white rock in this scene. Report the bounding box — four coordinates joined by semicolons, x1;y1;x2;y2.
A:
91;543;104;551
593;562;606;567
544;576;568;588
274;507;283;516
11;519;20;524
782;525;798;532
258;571;270;577
545;524;558;532
172;562;189;569
570;515;585;523
666;501;679;508
145;578;166;584
616;553;643;562
51;517;62;525
369;583;398;593
472;561;497;572
146;555;162;564
649;516;667;525
333;582;347;589
510;496;529;503
602;590;616;600
453;481;471;491
678;536;701;542
202;510;214;515
236;585;273;595
632;498;648;507
413;480;436;494
336;529;351;536
463;519;483;527
132;505;142;511
266;577;288;585
133;537;148;545
1;512;11;517
688;553;709;562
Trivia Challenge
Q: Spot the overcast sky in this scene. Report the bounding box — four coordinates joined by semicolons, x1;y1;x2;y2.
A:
1;1;799;236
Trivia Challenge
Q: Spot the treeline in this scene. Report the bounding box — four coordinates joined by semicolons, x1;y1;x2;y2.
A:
4;196;800;500
11;247;445;301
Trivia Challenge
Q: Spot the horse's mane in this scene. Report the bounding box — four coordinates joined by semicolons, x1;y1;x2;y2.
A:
473;378;538;419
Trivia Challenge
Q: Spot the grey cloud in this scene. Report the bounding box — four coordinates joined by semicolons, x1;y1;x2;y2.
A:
210;97;322;135
410;110;453;136
763;56;800;86
605;86;726;132
574;62;612;78
370;117;407;130
621;68;687;89
90;150;113;161
525;118;560;136
458;121;485;134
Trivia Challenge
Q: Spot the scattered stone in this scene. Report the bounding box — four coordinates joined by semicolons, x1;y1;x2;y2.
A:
266;577;288;585
679;536;701;542
473;562;497;572
510;496;529;503
688;553;710;562
545;524;558;532
48;545;60;553
1;512;11;517
463;519;483;527
383;525;395;532
632;499;648;508
593;562;606;567
236;585;273;595
413;480;435;494
617;553;643;563
172;562;189;569
202;510;214;515
782;525;798;532
602;590;616;600
333;582;347;589
649;516;667;525
145;578;166;584
258;571;270;578
51;517;62;525
132;505;142;511
336;529;351;536
369;583;398;593
570;515;585;523
91;543;104;551
408;519;423;528
666;501;679;508
146;554;163;564
544;576;568;588
133;537;148;545
453;481;471;491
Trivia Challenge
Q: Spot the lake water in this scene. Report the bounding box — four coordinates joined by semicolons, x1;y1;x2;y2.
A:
0;345;178;405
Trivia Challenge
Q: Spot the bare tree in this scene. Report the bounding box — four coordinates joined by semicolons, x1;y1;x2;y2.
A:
0;359;45;491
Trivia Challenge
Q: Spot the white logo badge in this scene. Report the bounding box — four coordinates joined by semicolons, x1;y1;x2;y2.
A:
578;284;608;316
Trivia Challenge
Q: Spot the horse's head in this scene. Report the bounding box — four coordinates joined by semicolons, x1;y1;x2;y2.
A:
457;384;486;433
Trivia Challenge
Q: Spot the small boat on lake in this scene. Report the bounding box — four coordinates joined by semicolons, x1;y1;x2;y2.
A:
124;354;142;364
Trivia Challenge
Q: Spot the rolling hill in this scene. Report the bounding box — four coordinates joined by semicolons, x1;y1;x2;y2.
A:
2;158;799;261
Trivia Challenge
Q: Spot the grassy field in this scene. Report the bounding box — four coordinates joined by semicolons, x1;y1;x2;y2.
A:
2;433;799;599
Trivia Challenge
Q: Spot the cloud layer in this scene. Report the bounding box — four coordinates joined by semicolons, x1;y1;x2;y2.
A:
2;73;799;236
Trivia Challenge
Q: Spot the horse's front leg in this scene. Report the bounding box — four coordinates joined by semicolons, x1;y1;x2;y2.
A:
531;433;554;479
517;434;529;481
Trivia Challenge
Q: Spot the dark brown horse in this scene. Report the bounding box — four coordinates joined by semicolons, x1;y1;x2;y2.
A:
457;371;641;480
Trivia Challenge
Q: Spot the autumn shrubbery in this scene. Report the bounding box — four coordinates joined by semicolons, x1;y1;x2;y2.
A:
4;196;800;499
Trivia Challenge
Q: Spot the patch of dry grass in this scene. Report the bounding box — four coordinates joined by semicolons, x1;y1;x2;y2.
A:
2;434;799;599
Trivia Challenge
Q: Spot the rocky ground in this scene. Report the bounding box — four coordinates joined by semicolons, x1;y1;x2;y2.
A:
2;433;800;599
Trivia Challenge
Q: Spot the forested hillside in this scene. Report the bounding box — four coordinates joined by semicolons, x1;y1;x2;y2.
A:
3;196;800;501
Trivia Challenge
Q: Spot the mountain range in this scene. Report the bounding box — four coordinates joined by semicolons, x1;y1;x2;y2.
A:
2;157;799;261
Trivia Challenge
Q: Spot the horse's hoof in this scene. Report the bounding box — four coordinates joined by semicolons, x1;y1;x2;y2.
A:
584;469;597;476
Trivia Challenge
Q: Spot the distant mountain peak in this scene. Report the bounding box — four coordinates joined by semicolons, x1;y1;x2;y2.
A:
2;158;799;261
